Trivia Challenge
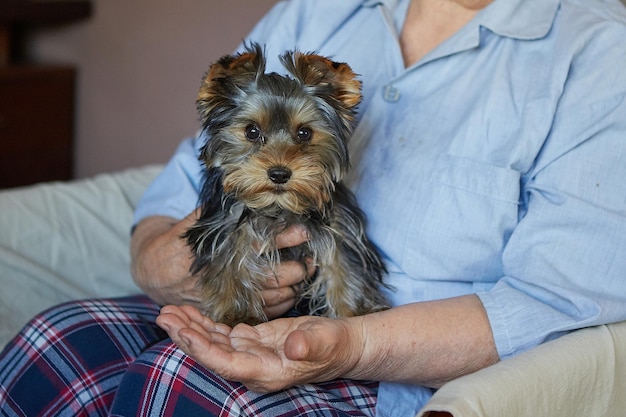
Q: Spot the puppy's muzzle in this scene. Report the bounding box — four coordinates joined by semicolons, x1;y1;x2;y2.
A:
268;166;292;184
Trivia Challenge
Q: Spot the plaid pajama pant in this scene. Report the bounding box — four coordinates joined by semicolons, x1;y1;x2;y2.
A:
0;296;378;416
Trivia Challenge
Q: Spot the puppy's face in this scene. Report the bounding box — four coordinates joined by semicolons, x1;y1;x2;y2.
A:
196;44;361;215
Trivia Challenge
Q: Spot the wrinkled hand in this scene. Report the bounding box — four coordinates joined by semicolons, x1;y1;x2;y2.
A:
260;224;316;319
156;304;364;393
131;210;203;307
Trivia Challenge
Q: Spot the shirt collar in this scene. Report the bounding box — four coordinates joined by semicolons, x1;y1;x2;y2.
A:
364;0;561;40
478;0;561;40
363;0;390;7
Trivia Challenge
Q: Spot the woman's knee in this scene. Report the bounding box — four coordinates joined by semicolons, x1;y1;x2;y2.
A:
8;296;162;354
0;296;163;417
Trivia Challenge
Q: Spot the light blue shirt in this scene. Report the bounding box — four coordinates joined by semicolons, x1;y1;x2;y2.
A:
134;0;626;415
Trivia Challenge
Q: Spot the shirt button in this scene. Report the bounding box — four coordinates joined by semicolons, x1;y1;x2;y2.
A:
383;84;401;102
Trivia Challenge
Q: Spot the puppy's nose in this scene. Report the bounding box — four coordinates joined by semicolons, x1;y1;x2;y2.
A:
268;166;292;184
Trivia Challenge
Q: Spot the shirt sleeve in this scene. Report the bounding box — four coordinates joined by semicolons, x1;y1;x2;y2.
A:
132;135;204;225
478;21;626;359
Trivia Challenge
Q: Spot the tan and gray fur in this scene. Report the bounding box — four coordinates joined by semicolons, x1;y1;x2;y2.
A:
184;43;388;326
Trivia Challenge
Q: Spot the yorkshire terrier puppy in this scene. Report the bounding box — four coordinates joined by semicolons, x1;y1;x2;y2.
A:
184;43;388;326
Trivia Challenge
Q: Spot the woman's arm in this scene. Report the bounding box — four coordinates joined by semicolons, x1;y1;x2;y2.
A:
131;212;202;307
156;294;498;392
344;295;498;388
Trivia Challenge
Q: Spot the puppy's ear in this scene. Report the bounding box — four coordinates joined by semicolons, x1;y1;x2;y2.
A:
201;43;265;89
197;43;266;128
281;51;362;110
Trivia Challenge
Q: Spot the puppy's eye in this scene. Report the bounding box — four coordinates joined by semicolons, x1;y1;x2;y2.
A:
245;124;263;143
296;127;313;143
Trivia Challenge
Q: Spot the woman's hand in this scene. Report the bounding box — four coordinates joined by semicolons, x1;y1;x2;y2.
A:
260;225;316;319
131;212;313;314
156;304;363;392
131;211;203;307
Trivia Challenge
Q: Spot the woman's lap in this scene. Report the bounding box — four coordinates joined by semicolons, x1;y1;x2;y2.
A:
0;295;163;417
0;296;378;416
111;339;378;417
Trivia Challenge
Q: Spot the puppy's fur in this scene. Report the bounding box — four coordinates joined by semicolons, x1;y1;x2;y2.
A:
184;43;388;326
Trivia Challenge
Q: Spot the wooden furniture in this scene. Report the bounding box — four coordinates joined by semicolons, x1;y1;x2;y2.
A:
0;0;91;188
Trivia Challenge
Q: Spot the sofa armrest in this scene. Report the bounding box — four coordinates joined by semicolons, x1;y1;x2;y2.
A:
418;320;626;417
0;165;162;348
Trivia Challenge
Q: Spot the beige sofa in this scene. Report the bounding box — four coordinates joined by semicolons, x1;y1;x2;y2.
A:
1;166;624;417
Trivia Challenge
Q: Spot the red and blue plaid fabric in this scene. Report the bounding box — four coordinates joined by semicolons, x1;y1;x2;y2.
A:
110;339;378;417
0;296;163;416
0;296;378;416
